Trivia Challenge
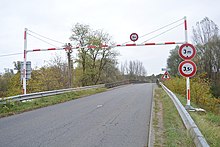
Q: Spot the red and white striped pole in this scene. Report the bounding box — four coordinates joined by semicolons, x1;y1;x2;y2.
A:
23;28;27;95
184;16;188;43
184;16;191;108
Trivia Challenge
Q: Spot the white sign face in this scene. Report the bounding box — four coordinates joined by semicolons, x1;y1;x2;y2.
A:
130;33;138;42
179;43;196;60
178;60;197;77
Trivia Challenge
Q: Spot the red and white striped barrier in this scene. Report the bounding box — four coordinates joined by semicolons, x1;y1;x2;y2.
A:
97;41;184;48
27;48;66;52
26;41;184;53
27;47;80;53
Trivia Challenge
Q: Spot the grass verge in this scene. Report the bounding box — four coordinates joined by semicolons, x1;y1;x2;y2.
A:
153;88;194;147
0;88;107;118
176;93;220;147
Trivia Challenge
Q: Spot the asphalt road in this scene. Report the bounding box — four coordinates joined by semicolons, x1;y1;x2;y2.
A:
0;83;154;147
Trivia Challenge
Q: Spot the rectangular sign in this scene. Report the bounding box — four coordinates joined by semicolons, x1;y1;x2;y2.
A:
161;68;171;71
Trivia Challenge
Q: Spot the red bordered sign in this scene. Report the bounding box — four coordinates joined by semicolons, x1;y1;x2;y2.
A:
161;71;171;80
130;33;139;42
179;43;196;60
178;60;197;77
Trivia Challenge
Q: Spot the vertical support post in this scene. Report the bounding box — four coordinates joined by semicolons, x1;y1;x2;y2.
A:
184;16;188;43
67;51;72;88
23;28;27;95
184;16;192;109
66;43;72;88
186;77;190;106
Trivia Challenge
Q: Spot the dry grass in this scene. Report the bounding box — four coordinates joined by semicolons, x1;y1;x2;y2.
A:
189;111;220;147
169;92;220;146
153;88;194;147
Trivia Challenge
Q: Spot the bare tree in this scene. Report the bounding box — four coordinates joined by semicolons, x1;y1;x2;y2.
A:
120;60;147;80
192;17;220;97
192;17;219;45
192;17;219;79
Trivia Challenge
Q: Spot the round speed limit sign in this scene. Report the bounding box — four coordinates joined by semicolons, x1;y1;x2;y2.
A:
130;33;139;42
178;60;197;77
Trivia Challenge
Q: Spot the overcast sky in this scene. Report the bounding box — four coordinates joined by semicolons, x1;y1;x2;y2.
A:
0;0;220;75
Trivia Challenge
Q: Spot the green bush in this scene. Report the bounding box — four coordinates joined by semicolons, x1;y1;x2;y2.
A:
164;77;185;96
164;76;220;114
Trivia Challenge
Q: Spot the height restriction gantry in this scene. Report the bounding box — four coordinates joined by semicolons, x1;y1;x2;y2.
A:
23;17;192;110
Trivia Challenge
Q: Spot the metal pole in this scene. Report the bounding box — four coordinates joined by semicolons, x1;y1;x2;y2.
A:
184;16;191;109
186;78;190;106
23;28;27;94
184;16;188;43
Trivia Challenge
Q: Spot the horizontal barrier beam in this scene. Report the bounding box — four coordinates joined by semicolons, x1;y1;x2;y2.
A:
26;42;185;53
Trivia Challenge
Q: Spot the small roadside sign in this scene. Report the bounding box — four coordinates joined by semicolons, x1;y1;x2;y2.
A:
161;71;171;80
179;43;196;60
178;60;197;77
161;68;171;71
130;33;139;42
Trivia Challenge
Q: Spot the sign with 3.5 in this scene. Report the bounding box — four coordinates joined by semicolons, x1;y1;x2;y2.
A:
178;60;197;77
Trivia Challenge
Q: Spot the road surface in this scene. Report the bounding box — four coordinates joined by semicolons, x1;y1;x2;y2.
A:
0;83;154;147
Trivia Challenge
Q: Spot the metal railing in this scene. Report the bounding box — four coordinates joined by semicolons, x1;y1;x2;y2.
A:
0;84;105;103
160;82;209;147
104;80;130;88
0;80;136;103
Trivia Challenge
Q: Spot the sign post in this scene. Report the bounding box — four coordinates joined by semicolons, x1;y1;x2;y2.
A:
23;28;27;95
178;41;197;109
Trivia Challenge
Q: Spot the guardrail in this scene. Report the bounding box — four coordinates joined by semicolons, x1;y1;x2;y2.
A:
0;80;138;103
0;84;105;103
104;80;147;88
160;82;209;147
104;80;130;88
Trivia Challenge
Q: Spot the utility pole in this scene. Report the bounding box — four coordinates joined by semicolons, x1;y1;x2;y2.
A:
65;43;73;88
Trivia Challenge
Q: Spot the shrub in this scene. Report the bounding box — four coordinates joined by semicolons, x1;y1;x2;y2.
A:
164;76;220;114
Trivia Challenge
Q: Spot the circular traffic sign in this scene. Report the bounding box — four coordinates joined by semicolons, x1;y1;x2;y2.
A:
178;60;197;77
179;43;196;60
130;33;138;42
